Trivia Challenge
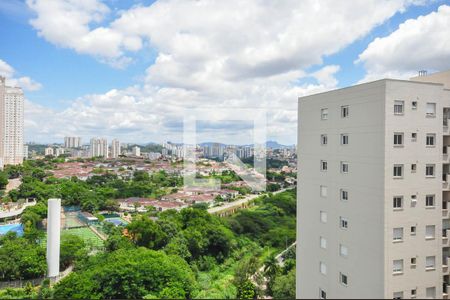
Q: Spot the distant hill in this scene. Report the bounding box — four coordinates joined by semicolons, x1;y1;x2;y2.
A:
265;140;294;149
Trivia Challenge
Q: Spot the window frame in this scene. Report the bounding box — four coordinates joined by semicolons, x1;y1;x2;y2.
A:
425;194;435;208
321;108;329;120
341;105;349;118
339;272;348;286
393;227;403;242
393;259;404;274
341;161;349;174
426;102;436;117
393;132;404;146
393;196;403;209
320;134;328;145
340;189;348;201
425;164;435;178
320;160;328;172
393;164;404;178
340;217;348;229
426;133;436;147
340;134;349;145
394;100;404;115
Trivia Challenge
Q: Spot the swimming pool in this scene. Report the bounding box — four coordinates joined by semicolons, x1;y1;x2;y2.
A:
104;218;128;226
0;223;24;236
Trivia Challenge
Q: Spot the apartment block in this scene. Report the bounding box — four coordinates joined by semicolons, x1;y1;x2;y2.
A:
111;139;121;158
297;70;450;299
0;76;24;167
90;138;108;158
64;136;82;148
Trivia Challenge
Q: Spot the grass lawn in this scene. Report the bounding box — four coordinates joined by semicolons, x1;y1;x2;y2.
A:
40;227;104;251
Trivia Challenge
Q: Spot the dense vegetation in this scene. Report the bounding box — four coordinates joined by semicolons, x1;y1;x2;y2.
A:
2;160;181;213
0;157;296;299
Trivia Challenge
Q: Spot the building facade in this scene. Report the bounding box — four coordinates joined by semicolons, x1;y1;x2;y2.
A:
132;145;140;157
90;138;108;158
111;139;121;158
297;70;450;299
0;76;24;167
64;136;82;148
45;147;54;156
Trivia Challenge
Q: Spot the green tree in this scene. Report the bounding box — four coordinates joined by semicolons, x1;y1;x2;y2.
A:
0;171;9;189
272;268;295;299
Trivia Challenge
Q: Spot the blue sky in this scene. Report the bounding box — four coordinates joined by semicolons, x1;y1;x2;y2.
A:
0;0;449;144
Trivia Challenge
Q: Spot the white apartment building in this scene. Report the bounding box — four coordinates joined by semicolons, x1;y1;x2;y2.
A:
64;136;81;148
45;147;54;156
297;70;450;299
55;148;65;157
90;138;108;158
111;139;121;158
132;145;141;157
0;76;24;167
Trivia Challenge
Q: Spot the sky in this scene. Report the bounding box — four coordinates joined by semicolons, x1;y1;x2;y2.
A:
0;0;449;145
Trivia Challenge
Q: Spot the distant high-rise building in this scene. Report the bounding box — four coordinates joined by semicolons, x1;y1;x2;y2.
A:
132;145;141;157
23;144;28;160
55;148;65;157
111;139;121;158
0;76;24;166
64;137;81;148
45;147;54;156
90;138;108;158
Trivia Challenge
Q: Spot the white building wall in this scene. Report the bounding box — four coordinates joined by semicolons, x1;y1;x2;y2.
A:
298;81;386;299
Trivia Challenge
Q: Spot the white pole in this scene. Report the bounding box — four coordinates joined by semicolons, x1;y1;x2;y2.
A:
47;198;61;278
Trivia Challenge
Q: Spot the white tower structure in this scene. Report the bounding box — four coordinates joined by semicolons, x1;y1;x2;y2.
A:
47;198;61;278
111;139;121;158
0;76;24;165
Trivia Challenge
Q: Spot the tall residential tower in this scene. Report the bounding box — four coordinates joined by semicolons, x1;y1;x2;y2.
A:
297;70;450;299
0;76;24;167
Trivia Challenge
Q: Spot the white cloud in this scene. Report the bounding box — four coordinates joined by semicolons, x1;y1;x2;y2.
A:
24;0;429;143
0;59;42;91
357;4;450;82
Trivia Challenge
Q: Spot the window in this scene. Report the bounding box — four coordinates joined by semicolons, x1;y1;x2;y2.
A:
320;185;328;197
426;134;436;146
339;244;348;257
411;164;417;172
411;132;417;142
426;164;435;177
394;101;404;115
426;256;435;270
394;133;404;146
425;195;435;207
341;162;349;173
393;164;403;178
320;211;327;223
393;291;404;299
340;217;348;229
411;289;416;297
426;103;436;117
340;189;348;201
426;287;435;299
393;228;403;241
321;134;328;145
320;160;328;171
393;196;403;209
341;105;349;118
411;226;416;235
393;259;403;273
425;225;435;239
412;101;418;109
320;237;327;249
341;134;349;145
411;257;417;266
321;108;328;120
339;273;348;286
320;262;327;275
319;289;326;299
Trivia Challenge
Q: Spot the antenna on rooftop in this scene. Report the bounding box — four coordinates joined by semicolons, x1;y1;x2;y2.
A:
418;70;428;77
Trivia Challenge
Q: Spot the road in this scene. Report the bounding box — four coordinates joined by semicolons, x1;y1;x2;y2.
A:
207;186;294;215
